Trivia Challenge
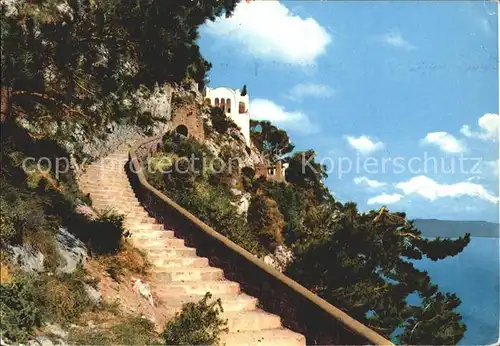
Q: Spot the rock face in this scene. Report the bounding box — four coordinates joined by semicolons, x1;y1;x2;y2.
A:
84;284;102;305
231;188;251;216
8;245;45;273
132;278;155;307
56;228;87;274
7;228;88;274
134;84;173;125
263;245;294;273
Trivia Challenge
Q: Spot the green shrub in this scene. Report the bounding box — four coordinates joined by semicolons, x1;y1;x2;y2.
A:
71;210;127;256
170;181;265;256
0;276;43;343
0;178;54;247
0;267;95;343
175;138;211;160
163;134;211;160
162;293;228;345
164;159;198;191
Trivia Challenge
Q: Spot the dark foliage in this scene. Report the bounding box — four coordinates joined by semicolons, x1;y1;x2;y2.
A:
210;107;238;134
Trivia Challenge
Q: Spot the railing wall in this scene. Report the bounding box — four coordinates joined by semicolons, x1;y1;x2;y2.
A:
127;135;393;346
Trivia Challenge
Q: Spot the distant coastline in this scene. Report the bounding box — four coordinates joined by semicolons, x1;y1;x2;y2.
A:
414;219;500;238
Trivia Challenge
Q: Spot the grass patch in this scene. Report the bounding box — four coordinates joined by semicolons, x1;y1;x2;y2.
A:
68;315;161;345
96;242;151;283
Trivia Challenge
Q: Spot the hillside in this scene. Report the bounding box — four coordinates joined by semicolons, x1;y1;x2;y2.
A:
414;219;499;238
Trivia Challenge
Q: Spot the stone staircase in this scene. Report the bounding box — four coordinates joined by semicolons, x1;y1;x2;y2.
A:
78;148;306;345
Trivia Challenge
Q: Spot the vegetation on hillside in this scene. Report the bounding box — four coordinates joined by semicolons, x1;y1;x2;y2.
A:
149;132;267;256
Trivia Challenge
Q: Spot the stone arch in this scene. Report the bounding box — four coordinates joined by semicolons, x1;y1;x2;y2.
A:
215;98;220;107
220;98;225;111
226;98;231;113
175;124;188;137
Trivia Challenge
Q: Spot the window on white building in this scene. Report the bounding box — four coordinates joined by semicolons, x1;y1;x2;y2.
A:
239;101;246;114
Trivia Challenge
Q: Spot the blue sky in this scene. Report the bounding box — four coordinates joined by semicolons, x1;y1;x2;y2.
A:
198;1;499;223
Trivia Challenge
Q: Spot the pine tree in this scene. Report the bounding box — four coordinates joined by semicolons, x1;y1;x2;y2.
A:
285;201;469;344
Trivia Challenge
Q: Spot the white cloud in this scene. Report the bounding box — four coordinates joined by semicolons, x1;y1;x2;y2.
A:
250;98;318;134
421;132;466;154
286;83;334;101
367;193;403;205
460;125;473;137
377;31;415;50
485;159;499;177
354;176;387;189
203;1;331;64
345;135;384;155
395;175;499;204
460;113;499;141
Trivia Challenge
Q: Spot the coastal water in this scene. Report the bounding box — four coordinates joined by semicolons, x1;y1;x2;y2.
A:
414;237;500;345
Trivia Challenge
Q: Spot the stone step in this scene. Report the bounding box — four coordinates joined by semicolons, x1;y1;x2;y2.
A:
130;237;185;249
122;209;151;217
129;230;175;240
83;182;130;188
121;210;151;219
221;328;306;346
125;216;157;224
151;267;224;283
91;193;137;200
224;310;282;332
113;206;145;215
154;280;240;296
128;223;166;232
91;195;138;203
94;199;141;207
147;247;197;258
159;293;258;313
85;165;128;172
87;187;135;195
81;179;131;186
149;256;209;268
90;197;139;206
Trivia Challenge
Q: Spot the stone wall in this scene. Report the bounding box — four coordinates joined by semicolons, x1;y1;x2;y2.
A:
171;103;205;142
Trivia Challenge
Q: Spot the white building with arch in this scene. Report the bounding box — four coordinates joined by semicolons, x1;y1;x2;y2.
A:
203;86;251;146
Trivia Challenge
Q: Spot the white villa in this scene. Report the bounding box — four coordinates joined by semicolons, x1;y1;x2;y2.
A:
203;86;251;146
